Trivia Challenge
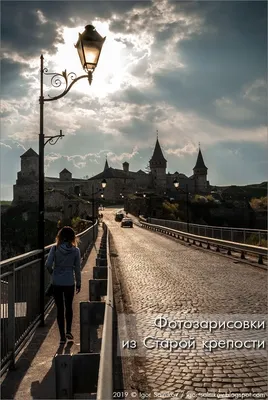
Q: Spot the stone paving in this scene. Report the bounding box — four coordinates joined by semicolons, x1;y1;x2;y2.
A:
105;208;267;399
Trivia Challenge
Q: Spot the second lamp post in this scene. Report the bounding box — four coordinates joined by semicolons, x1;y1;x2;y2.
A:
91;179;107;240
173;178;189;233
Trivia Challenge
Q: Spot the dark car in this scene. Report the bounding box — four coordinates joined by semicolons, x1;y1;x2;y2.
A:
121;218;133;228
115;212;124;222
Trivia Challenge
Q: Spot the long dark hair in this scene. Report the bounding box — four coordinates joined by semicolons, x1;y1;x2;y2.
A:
55;226;80;247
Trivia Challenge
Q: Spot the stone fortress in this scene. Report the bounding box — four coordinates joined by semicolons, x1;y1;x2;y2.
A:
13;137;210;207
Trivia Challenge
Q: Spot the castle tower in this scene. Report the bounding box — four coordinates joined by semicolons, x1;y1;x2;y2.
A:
149;132;167;192
59;168;72;181
13;148;39;204
193;145;208;192
20;148;39;180
122;161;129;173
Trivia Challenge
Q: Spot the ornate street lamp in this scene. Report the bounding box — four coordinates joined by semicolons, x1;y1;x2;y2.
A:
75;25;106;77
173;178;189;233
38;24;106;326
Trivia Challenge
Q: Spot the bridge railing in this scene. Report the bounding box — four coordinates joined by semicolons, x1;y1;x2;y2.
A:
0;221;98;376
141;221;267;265
96;222;113;399
148;218;267;247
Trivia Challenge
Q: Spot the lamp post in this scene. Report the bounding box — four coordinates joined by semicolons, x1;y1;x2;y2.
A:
39;25;106;326
91;179;107;240
143;193;153;219
173;178;189;233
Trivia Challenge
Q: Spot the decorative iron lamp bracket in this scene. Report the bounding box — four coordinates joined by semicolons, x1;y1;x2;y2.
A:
44;129;65;147
40;66;92;103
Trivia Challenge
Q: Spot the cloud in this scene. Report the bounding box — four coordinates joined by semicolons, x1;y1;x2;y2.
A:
0;142;12;150
243;79;267;104
166;143;198;157
0;1;267;199
107;146;139;164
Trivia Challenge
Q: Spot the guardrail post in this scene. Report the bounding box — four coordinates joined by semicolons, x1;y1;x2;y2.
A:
80;302;105;353
240;251;245;260
8;263;16;370
89;279;107;301
72;353;100;395
54;354;73;399
258;255;263;265
80;302;92;353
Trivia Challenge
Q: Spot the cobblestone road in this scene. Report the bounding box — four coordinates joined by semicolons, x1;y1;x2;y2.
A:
105;209;267;399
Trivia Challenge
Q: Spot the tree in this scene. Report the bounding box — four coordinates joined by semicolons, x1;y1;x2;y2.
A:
250;196;267;210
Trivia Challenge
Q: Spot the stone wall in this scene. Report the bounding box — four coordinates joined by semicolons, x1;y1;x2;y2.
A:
21;157;38;178
13;183;38;204
44;190;92;222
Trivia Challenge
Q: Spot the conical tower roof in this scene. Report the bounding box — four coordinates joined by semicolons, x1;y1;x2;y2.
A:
104;157;109;170
193;148;207;170
150;138;167;163
20;148;38;158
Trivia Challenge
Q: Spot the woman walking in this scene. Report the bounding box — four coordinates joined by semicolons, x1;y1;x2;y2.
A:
46;226;81;343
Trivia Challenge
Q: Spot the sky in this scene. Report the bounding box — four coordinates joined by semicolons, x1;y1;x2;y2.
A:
1;0;267;200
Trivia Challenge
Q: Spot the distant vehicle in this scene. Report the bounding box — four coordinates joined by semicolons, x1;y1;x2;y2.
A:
121;218;133;228
115;212;124;222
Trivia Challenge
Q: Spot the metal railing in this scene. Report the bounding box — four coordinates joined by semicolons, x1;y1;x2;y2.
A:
96;222;113;400
148;218;267;247
141;221;267;265
0;221;98;376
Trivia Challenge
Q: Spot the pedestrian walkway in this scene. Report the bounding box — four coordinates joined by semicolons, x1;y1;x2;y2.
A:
1;228;103;400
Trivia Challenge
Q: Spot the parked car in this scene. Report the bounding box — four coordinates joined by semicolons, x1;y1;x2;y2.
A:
115;212;124;222
121;218;133;228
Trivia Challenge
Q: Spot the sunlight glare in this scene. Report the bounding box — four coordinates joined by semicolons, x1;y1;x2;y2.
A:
52;22;126;98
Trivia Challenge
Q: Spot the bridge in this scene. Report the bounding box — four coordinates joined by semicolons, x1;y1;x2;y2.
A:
0;208;267;399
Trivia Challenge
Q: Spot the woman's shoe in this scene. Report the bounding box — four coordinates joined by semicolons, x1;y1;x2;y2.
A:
66;332;74;340
60;336;66;344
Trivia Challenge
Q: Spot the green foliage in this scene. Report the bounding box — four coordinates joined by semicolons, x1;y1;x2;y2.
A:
0;200;12;205
71;216;81;228
71;216;90;234
206;195;215;202
246;233;267;248
193;195;208;203
250;196;267;210
162;201;180;220
128;194;138;200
